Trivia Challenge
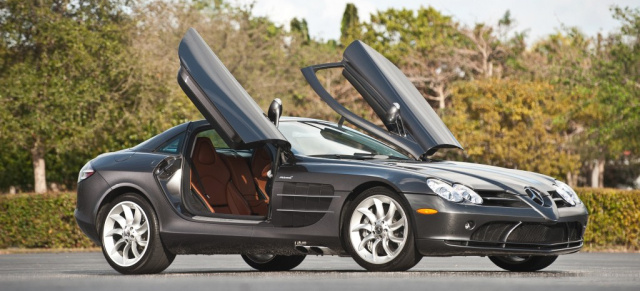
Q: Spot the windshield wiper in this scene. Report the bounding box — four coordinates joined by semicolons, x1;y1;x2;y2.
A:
311;153;402;160
354;153;407;160
310;154;366;160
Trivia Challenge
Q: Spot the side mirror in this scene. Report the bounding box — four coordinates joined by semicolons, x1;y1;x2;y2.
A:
385;102;401;124
268;98;282;127
385;103;406;136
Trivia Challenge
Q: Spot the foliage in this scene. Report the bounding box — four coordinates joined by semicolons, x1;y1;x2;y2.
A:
580;188;640;250
360;7;470;109
513;6;640;187
340;3;361;46
291;18;310;45
130;0;341;121
0;193;95;248
592;6;640;155
443;79;580;179
0;0;166;192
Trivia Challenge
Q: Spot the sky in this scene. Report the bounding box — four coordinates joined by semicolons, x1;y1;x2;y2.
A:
236;0;639;44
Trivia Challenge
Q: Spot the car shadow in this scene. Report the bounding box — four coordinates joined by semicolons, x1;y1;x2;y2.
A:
66;269;583;278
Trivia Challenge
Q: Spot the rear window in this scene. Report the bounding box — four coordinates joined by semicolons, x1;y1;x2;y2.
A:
196;129;230;149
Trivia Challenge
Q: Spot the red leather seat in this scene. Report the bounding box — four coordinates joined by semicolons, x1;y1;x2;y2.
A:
251;147;272;201
222;155;269;216
191;137;251;215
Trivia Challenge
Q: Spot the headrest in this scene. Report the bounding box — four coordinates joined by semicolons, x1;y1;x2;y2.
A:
194;137;217;165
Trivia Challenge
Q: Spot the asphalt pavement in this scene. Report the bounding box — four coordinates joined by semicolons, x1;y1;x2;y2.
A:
0;252;638;291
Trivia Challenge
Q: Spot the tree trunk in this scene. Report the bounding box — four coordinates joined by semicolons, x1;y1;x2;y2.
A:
590;157;605;188
31;140;47;194
597;157;605;188
566;171;576;187
435;84;446;109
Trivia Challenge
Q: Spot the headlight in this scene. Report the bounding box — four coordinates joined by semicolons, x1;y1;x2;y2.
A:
454;184;483;204
77;161;95;183
427;179;463;202
427;179;482;204
553;180;581;205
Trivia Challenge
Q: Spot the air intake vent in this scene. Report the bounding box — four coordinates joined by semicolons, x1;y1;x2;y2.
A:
470;222;584;244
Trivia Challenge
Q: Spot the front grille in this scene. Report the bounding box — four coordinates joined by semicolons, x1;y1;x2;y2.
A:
549;191;571;208
446;240;583;250
508;223;568;243
470;222;515;241
476;191;528;208
470;222;584;244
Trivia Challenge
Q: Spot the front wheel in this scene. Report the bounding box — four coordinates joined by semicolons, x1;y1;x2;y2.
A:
489;255;558;272
98;194;175;274
241;254;306;271
342;187;421;271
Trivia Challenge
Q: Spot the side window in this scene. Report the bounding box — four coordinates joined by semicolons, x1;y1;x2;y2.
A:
196;129;230;149
157;132;185;154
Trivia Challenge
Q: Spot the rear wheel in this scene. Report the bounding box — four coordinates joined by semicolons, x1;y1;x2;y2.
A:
489;255;558;272
98;193;175;274
342;187;421;271
241;254;306;271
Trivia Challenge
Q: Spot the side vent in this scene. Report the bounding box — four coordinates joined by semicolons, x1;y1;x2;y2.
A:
273;182;336;227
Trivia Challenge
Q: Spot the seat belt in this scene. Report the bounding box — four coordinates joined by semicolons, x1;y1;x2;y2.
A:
187;160;215;212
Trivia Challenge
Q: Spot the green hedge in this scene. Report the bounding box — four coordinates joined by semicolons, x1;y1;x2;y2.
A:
0;192;95;248
579;188;640;250
0;189;639;250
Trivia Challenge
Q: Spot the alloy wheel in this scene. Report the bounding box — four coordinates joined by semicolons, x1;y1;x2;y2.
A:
348;194;408;264
102;201;150;267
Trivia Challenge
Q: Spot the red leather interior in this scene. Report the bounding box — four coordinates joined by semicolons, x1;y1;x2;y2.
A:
251;147;272;203
191;137;251;215
190;170;214;213
222;155;268;216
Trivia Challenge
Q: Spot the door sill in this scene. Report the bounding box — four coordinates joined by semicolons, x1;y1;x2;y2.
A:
192;215;265;224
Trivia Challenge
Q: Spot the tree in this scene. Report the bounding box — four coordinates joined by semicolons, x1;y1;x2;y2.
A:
290;18;310;45
597;7;640;157
0;0;141;193
457;24;507;78
517;7;640;188
443;79;580;179
340;3;361;46
582;6;640;187
361;7;466;109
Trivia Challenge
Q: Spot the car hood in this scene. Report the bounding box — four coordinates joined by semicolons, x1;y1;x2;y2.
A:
389;160;556;194
177;28;289;150
341;41;463;156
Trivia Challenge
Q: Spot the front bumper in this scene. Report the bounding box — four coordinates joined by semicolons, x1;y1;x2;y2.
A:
405;193;589;256
74;171;111;244
75;208;100;244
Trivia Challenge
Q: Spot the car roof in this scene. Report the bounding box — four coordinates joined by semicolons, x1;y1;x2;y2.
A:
132;122;191;152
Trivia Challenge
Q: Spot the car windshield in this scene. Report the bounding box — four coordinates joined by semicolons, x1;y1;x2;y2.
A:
278;121;408;160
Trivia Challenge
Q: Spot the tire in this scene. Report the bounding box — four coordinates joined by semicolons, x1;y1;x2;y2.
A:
342;187;421;271
98;193;175;274
241;254;306;271
489;255;558;272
